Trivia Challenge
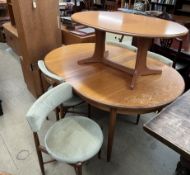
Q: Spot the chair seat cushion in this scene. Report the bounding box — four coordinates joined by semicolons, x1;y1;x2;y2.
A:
45;116;103;164
62;94;83;107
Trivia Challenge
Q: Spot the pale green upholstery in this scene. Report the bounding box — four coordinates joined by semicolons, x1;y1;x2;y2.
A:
147;51;173;67
26;83;103;168
62;95;83;107
26;83;73;132
38;60;83;108
45;116;103;164
107;40;173;67
38;60;64;83
107;40;137;52
47;85;83;107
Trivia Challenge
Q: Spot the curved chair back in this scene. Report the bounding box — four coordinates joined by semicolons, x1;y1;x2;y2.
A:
148;51;173;67
38;60;64;84
26;83;72;132
107;41;173;67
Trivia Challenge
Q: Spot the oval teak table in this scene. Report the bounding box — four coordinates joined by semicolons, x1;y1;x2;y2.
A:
72;11;188;89
45;43;185;161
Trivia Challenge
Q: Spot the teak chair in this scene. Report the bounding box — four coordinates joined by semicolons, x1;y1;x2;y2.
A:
38;60;86;119
26;83;103;175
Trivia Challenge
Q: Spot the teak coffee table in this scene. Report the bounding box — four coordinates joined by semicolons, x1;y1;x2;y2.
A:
45;43;184;162
72;11;188;89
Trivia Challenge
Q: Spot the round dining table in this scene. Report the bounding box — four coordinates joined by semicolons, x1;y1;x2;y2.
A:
45;43;185;161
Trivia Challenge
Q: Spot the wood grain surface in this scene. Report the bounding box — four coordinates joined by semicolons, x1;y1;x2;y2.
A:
144;90;190;159
72;11;188;38
45;43;185;114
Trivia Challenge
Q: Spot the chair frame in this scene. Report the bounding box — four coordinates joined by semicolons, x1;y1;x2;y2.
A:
33;132;83;175
38;60;90;120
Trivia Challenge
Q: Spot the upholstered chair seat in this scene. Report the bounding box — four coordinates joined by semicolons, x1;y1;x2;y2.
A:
45;116;103;164
26;83;103;175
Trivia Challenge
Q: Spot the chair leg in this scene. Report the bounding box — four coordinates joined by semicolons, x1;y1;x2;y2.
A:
136;114;140;125
55;107;60;121
75;163;82;175
33;133;45;175
98;149;101;159
60;105;67;119
88;104;91;118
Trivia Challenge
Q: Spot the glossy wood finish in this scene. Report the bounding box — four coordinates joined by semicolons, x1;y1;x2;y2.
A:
72;11;188;38
45;43;184;112
72;11;188;88
45;43;185;161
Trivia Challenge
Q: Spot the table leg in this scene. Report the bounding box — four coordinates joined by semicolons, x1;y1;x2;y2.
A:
130;37;162;89
176;156;190;175
0;100;3;116
78;29;108;64
107;108;117;162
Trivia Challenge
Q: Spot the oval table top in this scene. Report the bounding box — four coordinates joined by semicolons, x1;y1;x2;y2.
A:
72;11;188;38
45;43;185;114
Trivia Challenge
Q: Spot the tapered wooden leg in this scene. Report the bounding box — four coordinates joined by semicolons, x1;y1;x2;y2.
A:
33;133;45;175
136;114;141;125
176;156;190;175
88;104;91;118
75;163;82;175
98;149;101;159
60;105;67;119
55;107;59;121
107;108;117;162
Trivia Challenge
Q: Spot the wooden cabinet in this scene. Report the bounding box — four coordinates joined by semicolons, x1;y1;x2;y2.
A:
3;22;20;54
4;0;62;97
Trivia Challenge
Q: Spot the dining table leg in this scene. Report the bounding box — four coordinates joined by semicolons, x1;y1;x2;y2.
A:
78;29;107;64
107;108;117;162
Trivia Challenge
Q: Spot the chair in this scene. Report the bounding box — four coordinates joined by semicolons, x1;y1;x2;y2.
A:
26;83;103;175
159;38;185;70
107;40;173;66
38;60;85;119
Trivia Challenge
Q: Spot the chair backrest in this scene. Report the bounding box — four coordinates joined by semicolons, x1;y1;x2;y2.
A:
38;60;64;84
107;40;173;66
148;51;173;67
26;83;73;132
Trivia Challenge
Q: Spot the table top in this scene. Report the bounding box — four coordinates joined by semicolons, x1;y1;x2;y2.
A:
144;90;190;158
72;11;188;38
44;43;184;114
